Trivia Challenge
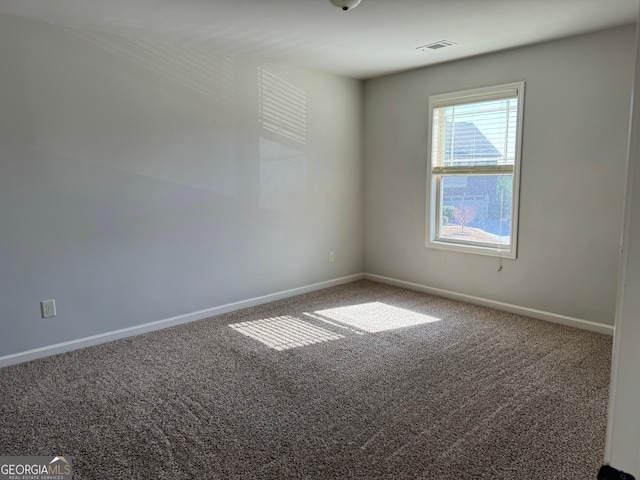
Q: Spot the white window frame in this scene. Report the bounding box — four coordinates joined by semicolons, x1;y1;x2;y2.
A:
426;82;525;258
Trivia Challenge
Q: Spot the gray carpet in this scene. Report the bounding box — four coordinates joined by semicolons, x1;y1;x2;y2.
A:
0;280;611;479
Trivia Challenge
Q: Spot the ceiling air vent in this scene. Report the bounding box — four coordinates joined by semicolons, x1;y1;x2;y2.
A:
416;40;457;52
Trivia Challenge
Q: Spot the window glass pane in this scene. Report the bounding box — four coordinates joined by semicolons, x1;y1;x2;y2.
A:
432;98;518;168
438;174;513;246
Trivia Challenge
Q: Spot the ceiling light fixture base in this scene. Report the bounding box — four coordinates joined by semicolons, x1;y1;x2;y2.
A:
329;0;362;11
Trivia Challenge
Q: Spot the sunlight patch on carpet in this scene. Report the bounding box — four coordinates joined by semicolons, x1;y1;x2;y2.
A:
313;302;441;333
302;312;366;335
229;316;343;351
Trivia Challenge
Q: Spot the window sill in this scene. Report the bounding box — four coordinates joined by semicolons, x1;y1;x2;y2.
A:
426;239;516;259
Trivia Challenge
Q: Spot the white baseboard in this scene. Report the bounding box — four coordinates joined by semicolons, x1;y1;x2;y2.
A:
0;274;365;368
364;273;615;336
1;271;612;368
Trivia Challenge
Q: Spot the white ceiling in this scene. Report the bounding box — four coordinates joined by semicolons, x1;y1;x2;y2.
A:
0;0;637;79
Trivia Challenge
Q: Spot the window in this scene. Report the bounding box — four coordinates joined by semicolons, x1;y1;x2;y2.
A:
426;82;525;258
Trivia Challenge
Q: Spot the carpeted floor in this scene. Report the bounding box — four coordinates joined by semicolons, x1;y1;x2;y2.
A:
0;280;612;479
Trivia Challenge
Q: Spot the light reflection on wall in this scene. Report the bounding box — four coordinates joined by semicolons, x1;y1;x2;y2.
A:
258;137;308;212
258;67;308;212
258;67;306;145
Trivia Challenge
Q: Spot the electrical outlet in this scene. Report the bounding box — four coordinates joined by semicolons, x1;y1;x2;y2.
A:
40;299;56;318
328;251;335;263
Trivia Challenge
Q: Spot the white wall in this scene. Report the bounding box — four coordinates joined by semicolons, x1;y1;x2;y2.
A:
1;15;634;363
606;20;640;476
363;26;636;326
0;15;364;358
